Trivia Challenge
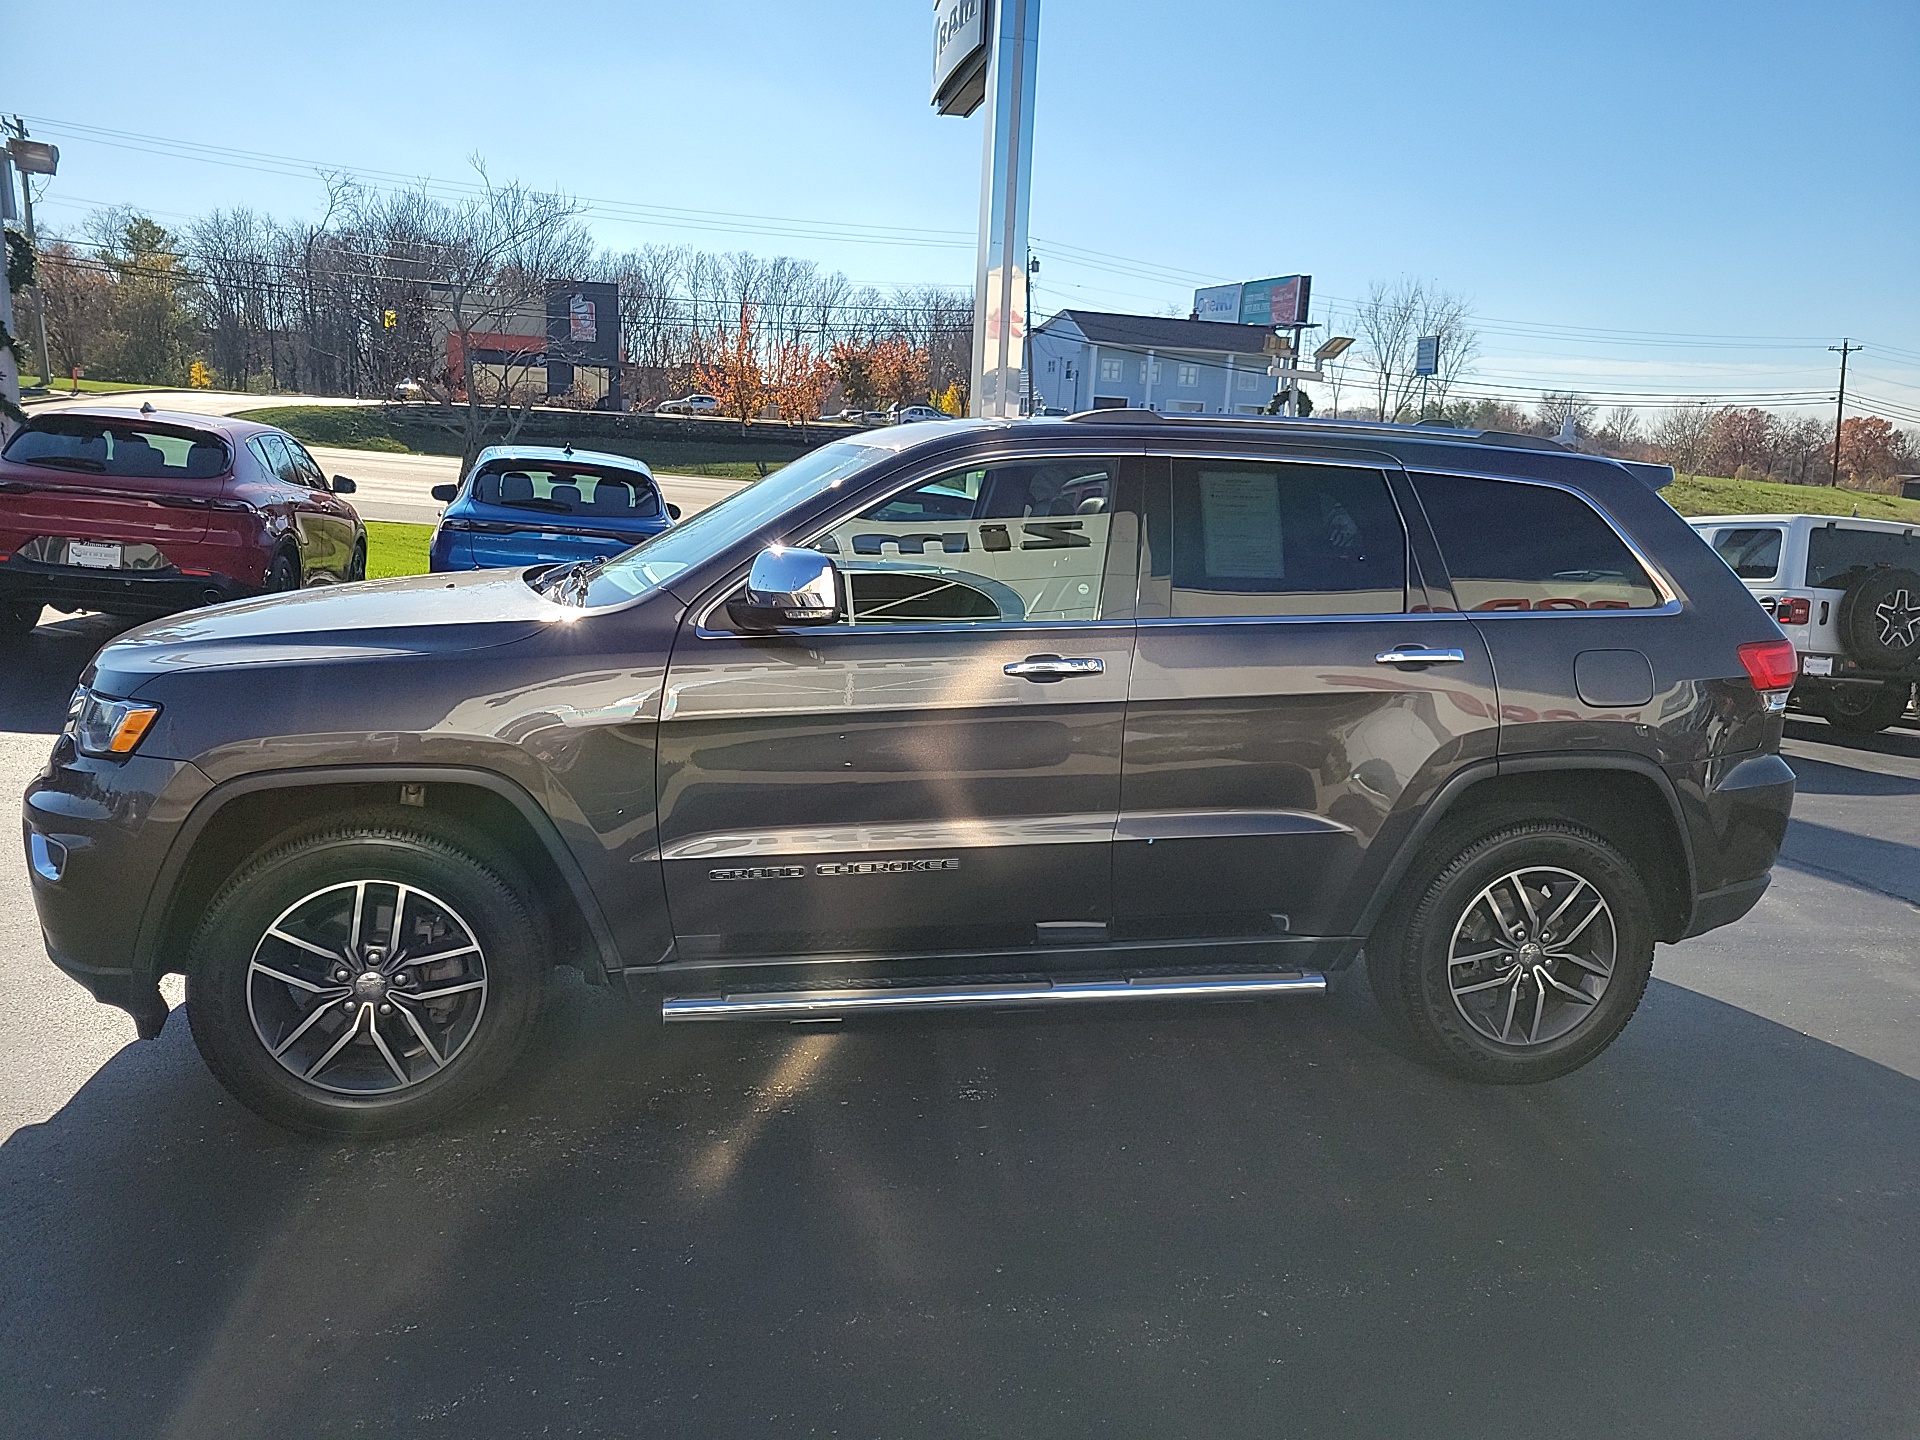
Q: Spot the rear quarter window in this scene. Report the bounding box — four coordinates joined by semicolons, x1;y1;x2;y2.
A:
1413;472;1662;612
4;419;229;480
1710;526;1784;581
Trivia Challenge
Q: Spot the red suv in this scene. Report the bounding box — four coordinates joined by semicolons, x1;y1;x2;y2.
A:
0;407;366;637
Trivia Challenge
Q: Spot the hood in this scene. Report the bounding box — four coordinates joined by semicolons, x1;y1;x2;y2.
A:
89;569;561;694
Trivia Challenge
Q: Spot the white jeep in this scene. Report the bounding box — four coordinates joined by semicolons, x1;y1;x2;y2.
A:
1689;513;1920;733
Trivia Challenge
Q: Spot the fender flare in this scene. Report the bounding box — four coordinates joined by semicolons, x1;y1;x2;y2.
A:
1350;752;1698;940
133;764;627;981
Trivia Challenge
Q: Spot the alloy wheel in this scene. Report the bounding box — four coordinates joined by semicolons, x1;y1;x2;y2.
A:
1874;587;1919;651
1446;866;1615;1047
245;879;489;1095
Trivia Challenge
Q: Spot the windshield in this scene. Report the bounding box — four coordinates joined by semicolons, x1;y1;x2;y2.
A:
3;419;230;479
470;461;662;519
572;439;890;606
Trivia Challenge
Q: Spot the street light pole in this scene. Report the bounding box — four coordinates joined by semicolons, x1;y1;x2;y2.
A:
1828;338;1860;487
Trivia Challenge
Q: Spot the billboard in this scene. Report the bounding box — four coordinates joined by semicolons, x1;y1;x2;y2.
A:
1192;275;1312;327
546;281;620;367
1192;284;1242;324
933;0;990;116
1238;275;1311;328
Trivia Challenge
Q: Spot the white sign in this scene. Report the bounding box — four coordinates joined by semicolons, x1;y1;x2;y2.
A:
1415;335;1441;377
1192;284;1242;324
932;0;990;114
1198;471;1283;580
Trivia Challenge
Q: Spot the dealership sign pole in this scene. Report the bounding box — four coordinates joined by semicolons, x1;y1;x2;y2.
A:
934;0;1041;419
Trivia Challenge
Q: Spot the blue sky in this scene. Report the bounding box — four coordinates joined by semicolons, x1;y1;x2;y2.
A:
9;0;1919;422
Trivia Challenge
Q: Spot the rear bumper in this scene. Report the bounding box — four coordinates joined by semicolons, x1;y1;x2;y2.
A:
1680;751;1795;939
0;557;254;617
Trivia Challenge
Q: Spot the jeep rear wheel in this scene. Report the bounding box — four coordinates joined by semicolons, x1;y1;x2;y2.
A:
1819;680;1914;735
185;815;545;1137
1368;820;1655;1084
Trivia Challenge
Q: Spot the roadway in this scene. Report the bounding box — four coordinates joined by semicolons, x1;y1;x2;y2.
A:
21;388;750;524
1;622;1917;1437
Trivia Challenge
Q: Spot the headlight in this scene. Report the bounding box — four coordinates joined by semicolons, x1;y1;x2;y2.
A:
67;688;162;758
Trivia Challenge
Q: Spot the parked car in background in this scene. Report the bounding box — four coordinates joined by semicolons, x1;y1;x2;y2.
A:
390;378;427;402
428;445;678;573
1690;512;1919;733
28;413;1795;1135
656;394;719;416
896;405;948;424
0;406;365;639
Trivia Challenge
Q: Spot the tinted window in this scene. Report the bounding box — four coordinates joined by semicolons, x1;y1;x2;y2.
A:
471;463;662;519
282;437;328;488
1414;472;1661;611
813;459;1120;623
1163;460;1406;617
252;433;299;484
1805;524;1920;589
5;419;228;479
1712;526;1783;580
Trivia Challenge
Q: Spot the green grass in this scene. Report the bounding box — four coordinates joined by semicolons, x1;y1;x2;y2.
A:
21;376;158;395
236;405;414;453
1664;473;1920;523
661;460;779;480
365;521;433;579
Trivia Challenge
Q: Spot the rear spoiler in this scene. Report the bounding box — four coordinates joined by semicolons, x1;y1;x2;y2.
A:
1617;460;1674;491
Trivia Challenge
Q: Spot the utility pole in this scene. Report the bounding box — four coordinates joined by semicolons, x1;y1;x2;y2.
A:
0;141;19;434
4;116;58;398
1829;338;1860;487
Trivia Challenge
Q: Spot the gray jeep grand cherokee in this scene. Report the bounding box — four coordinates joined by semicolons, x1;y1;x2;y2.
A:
23;414;1797;1136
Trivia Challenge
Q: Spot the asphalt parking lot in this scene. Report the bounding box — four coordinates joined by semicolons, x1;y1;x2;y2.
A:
3;614;1917;1439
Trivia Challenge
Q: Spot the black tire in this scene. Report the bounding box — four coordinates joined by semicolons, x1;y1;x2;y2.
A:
1821;680;1914;735
0;599;42;639
185;813;546;1138
1367;819;1655;1084
1837;567;1920;671
347;539;368;582
265;548;300;593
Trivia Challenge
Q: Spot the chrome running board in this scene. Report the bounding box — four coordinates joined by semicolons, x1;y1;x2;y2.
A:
661;970;1326;1023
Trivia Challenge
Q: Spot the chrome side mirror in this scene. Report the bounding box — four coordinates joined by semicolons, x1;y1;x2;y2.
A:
727;546;843;632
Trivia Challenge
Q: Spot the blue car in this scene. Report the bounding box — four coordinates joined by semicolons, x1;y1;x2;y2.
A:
428;445;677;572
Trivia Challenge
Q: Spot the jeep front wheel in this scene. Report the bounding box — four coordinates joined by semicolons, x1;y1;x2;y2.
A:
186;816;545;1137
1368;820;1655;1084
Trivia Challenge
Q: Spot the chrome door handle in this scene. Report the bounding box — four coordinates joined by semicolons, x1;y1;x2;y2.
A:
1005;655;1105;682
1375;647;1466;665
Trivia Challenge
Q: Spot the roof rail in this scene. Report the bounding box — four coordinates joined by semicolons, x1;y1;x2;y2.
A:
1061;409;1573;452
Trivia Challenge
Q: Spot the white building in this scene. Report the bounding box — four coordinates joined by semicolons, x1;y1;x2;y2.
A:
1028;310;1279;415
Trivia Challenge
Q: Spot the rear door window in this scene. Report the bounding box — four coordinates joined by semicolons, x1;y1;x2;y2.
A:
1805;525;1920;589
471;464;662;519
1157;459;1408;617
1413;472;1662;611
282;437;329;489
251;433;301;484
1711;527;1784;580
4;419;229;479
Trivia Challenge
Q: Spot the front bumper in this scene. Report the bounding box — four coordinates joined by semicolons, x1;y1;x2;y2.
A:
0;557;254;618
23;746;213;1033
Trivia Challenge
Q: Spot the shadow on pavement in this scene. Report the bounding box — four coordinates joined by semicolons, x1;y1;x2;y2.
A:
1787;755;1920;797
1784;715;1920;761
0;613;138;733
1780;818;1920;905
2;974;1917;1440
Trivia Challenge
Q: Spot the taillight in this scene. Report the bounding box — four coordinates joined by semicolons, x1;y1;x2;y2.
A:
1774;597;1811;625
1737;639;1797;710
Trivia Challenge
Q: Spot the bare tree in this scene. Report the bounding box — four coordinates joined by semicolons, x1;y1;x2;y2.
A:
360;169;591;468
1536;392;1599;441
1351;278;1478;421
1653;403;1716;477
